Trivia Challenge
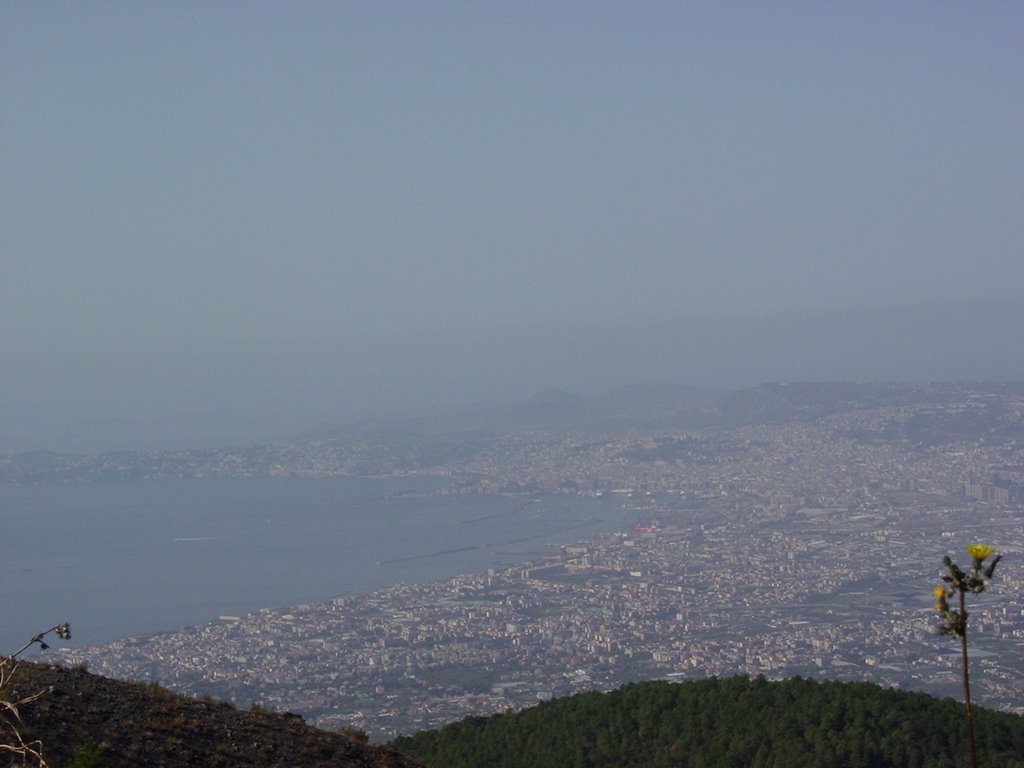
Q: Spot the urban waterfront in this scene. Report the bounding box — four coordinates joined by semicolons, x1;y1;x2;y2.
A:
1;476;628;650
41;383;1024;738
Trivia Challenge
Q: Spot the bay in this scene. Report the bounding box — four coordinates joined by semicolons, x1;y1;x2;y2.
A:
0;477;629;651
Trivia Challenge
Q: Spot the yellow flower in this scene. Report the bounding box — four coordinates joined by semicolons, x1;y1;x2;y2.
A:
932;586;947;599
965;544;995;563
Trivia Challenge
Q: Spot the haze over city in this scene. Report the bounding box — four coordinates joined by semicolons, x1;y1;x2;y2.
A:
4;8;1024;758
3;3;1022;453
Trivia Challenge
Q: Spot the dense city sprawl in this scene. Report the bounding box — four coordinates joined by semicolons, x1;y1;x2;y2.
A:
45;383;1024;738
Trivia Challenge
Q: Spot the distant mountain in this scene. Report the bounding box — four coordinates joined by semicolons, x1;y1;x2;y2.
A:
8;380;1024;483
299;383;722;441
495;383;724;431
392;676;1024;768
711;381;1024;426
301;380;1024;441
598;382;720;412
593;383;721;429
6;661;423;768
501;387;594;426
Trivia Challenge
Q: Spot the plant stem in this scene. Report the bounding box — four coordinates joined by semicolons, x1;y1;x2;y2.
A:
960;588;977;768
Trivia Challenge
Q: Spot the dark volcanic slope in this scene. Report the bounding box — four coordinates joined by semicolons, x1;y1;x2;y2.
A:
5;661;423;768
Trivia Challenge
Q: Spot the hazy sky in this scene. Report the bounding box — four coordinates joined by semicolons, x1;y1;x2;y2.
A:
2;3;1023;451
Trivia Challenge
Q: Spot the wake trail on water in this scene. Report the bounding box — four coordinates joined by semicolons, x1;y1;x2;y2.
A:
377;519;604;565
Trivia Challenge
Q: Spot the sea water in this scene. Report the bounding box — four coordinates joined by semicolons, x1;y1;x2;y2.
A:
0;476;628;650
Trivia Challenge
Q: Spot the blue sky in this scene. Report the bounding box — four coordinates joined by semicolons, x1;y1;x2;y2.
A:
2;2;1023;450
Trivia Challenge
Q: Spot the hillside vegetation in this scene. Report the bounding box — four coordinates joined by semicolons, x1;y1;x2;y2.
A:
8;662;1024;767
391;676;1024;768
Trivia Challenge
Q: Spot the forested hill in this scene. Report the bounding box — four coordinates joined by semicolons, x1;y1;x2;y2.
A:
391;676;1024;768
